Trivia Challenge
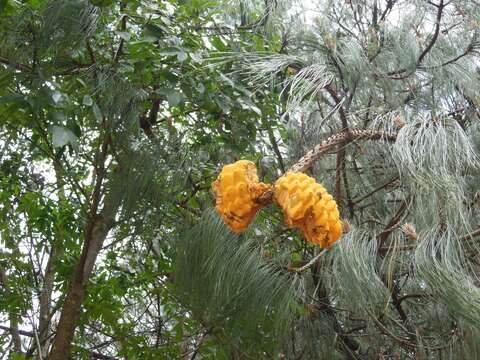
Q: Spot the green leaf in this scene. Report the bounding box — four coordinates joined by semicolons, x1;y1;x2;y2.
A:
177;51;188;62
144;23;165;39
50;125;79;150
83;95;93;106
89;0;115;6
155;88;184;106
117;31;131;41
52;91;62;104
92;103;103;122
159;47;188;62
167;91;182;106
9;352;26;360
0;0;8;13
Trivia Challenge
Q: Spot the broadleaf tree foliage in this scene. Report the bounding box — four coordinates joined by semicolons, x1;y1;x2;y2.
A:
0;0;479;359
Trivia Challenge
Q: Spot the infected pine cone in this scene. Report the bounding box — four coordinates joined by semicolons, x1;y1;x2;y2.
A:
274;172;342;248
212;160;272;233
401;223;418;241
393;116;406;129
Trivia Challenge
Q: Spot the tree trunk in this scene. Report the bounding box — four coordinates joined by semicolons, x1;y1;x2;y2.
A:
38;161;65;357
47;188;122;360
38;246;57;356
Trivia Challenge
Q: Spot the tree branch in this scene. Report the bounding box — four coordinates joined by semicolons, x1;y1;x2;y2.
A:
352;176;399;205
113;8;128;63
256;129;397;207
417;0;445;65
325;84;349;130
377;197;411;248
380;0;397;22
335;147;346;211
48;133;124;359
0;55;31;71
289;129;397;173
267;127;286;173
385;0;446;78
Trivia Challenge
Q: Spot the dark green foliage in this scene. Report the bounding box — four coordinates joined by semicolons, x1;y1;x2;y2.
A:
175;210;296;356
1;0;480;358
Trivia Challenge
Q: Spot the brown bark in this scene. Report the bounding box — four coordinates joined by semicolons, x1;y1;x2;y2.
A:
47;185;122;360
256;129;398;206
289;129;397;173
38;246;57;355
38;162;65;356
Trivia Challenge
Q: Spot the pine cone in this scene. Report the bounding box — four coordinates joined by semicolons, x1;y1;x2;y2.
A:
274;172;342;248
212;160;272;233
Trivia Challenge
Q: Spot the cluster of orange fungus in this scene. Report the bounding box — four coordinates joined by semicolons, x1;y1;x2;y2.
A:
274;172;342;248
212;160;272;233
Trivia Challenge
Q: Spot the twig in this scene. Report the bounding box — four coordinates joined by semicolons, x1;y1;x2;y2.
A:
267;127;286;173
397;293;430;304
352;176;399;205
417;0;445;65
325;84;349;130
86;38;96;64
0;325;33;337
0;56;31;71
377;197;411;248
113;9;128;63
335;147;345;208
190;328;211;360
378;226;480;253
385;0;446;78
293;249;329;273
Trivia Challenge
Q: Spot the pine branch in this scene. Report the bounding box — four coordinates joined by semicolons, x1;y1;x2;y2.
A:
291;249;328;273
378;227;480;253
370;315;416;350
380;0;397;22
310;259;362;358
289;129;397;173
386;0;446;78
0;56;31;71
352;176;399;205
256;129;397;206
256;129;397;205
342;157;355;218
440;42;475;67
267;127;286;173
377;197;411;248
325;84;349;130
417;0;445;65
335;147;345;211
397;293;430;304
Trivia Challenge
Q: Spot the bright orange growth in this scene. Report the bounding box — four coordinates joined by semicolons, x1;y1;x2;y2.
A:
274;172;342;248
212;160;272;233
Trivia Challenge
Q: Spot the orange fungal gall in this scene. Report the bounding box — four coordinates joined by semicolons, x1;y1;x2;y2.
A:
274;172;342;248
212;160;272;233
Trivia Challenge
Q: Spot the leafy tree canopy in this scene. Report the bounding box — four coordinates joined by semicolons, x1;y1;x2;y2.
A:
0;0;480;359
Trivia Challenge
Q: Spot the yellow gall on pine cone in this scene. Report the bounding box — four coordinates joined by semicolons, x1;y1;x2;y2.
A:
212;160;272;233
274;172;342;248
